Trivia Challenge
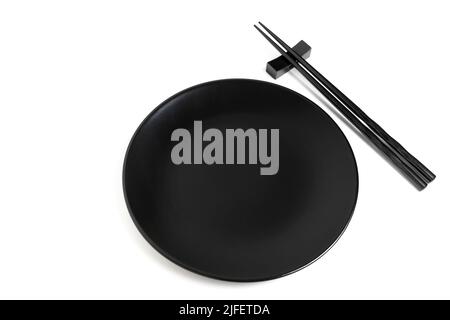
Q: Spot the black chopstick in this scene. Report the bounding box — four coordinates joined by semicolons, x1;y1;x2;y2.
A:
258;22;435;184
254;24;429;190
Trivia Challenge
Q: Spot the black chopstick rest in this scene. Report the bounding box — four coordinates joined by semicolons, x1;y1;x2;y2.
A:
266;40;311;79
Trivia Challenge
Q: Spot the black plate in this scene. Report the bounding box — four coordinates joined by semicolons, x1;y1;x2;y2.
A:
123;79;358;281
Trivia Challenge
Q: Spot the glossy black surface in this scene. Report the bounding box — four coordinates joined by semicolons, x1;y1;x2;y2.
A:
123;79;358;281
266;40;311;79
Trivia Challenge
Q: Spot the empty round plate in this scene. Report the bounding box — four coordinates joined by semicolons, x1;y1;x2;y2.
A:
123;79;358;281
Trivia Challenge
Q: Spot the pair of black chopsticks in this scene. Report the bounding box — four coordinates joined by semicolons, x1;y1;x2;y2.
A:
254;22;435;190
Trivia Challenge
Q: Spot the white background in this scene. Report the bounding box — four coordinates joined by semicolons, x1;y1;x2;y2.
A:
0;0;449;300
